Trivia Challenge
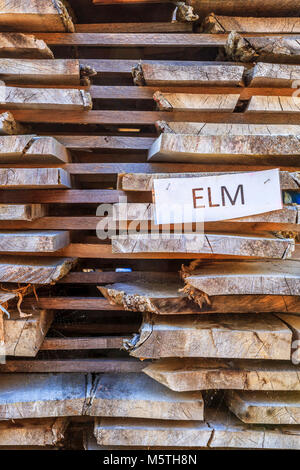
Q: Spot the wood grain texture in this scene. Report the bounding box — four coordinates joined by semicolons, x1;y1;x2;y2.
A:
187;0;300;17
0;0;74;32
0;204;45;221
0;418;68;447
248;63;300;87
148;133;300;164
112;233;295;259
0;168;71;188
127;313;292;360
0;359;145;373
0;231;70;252
0;135;70;163
226;390;300;424
153;91;239;112
201;14;300;33
144;358;300;392
276;313;300;364
0;33;53;58
247;96;300;113
75;22;193;33
0;256;76;284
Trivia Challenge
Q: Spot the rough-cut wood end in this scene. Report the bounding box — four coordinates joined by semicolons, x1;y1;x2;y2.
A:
175;2;199;22
132;62;145;86
0;33;54;59
199;13;224;33
0;418;68;447
0;112;23;135
224;31;257;62
153;91;172;110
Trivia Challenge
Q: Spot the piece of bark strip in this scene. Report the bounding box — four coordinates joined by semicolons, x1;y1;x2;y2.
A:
182;260;300;296
94;410;300;449
0;112;24;135
98;280;201;314
1;87;92;111
0;59;80;85
186;0;300;18
0;135;70;163
144;358;300;392
0;0;74;32
226;390;300;424
0;168;71;188
276;314;300;364
224;32;300;64
0;372;203;421
247;95;300;113
148;133;300;164
0;204;45;221
0;230;70;252
0;418;68;447
118;171;300;191
132;62;245;87
126;313;292;360
156;121;300;136
248;63;300;87
112;233;294;259
4;310;54;357
0;33;54;58
153;91;239;112
0;256;77;284
200;14;300;34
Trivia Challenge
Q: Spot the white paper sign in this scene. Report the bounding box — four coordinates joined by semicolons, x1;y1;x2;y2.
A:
153;169;282;224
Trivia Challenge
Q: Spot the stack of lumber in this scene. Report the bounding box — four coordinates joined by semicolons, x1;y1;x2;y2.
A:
1;0;300;450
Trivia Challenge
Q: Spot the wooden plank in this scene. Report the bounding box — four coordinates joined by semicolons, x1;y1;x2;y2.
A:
94;410;300;449
182;260;300;297
0;0;74;32
0;59;80;85
0;168;71;188
276;314;300;364
226;390;300;424
98;280;202;314
0;204;45;221
112;233;295;259
4;310;54;357
35;32;227;47
0;418;68;447
0;256;76;284
75;23;193;33
200;14;300;34
127;313;292;360
40;336;125;350
0;372;203;421
118;170;300;191
157;121;300;135
224;33;300;64
247;96;300;113
0;33;53;58
0;359;146;373
148;133;300;164
248;63;300;87
0;231;70;253
153;91;239;112
0;111;24;135
55;135;154;150
0;135;69;163
187;0;300;17
144;358;300;392
134;62;245;86
24;297;124;311
1;87;92;111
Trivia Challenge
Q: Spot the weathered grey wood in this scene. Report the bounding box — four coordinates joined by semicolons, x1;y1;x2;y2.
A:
0;0;74;32
118;171;300;192
144;358;300;392
0;418;68;447
247;96;300;113
0;230;70;252
153;91;239;112
0;168;71;188
0;32;53;58
0;111;23;135
0;135;70;163
0;204;45;221
1;87;92;111
187;0;300;17
148;133;300;164
201;13;300;33
182;260;300;297
0;256;76;284
94;410;300;449
157;121;300;136
112;233;294;259
126;313;292;360
226;390;300;424
4;310;54;357
98;280;201;314
276;314;300;364
248;63;300;87
133;62;245;87
0;59;80;85
224;32;300;64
